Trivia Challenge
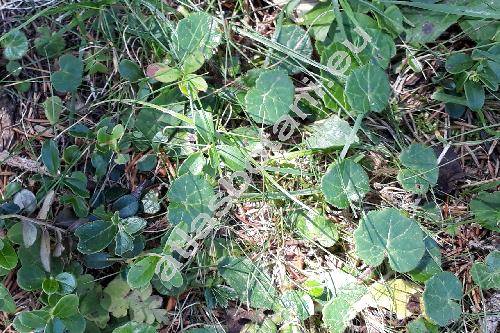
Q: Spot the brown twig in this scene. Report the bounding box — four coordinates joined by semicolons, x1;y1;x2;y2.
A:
0;214;66;233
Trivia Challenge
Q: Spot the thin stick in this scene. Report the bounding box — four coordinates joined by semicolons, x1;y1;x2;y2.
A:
0;214;67;233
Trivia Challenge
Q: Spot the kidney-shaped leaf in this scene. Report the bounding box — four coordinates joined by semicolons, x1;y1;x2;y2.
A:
245;69;294;125
75;220;118;254
471;251;499;290
167;173;215;231
172;12;222;62
354;208;425;272
321;159;370;209
345;63;391;114
422;271;462;326
2;30;28;60
397;143;438;194
51;54;84;93
409;236;442;282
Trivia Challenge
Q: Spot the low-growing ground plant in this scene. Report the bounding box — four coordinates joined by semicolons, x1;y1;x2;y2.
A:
0;0;499;332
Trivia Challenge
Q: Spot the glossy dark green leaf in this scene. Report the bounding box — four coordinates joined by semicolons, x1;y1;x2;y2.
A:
74;220;118;254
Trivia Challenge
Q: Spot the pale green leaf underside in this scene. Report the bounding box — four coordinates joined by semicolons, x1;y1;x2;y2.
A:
322;284;367;333
471;251;500;290
305;115;358;149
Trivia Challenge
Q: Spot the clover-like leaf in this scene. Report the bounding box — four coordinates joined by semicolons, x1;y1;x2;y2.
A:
470;191;500;232
172;12;222;62
269;25;313;74
218;256;279;310
34;27;65;59
397;143;438;194
2;30;28;60
322;284;368;333
245;69;294;125
126;284;168;324
345;63;391;114
305;115;358;149
471;251;499;290
51;54;84;93
422;271;462;326
102;276;131;318
75;220;118;254
295;211;339;247
354;208;425;272
167;173;216;231
321;159;370;209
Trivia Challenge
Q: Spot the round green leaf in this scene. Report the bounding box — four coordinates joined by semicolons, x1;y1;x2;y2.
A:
321;159;370;209
354;208;425;272
2;30;29;60
51;294;79;319
280;290;314;321
345;63;391;114
167;173;216;231
305;115;358;149
51;54;84;93
422;271;462;326
397;143;438;194
119;59;143;82
55;272;77;294
74;220;118;254
42;278;60;295
245;69;294;125
172;12;222;62
471;251;500;290
270;25;313;74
